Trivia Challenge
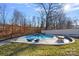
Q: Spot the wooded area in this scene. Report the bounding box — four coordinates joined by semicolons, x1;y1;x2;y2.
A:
0;3;78;39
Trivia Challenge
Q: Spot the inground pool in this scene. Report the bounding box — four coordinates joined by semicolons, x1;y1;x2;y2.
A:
25;33;54;40
10;33;75;45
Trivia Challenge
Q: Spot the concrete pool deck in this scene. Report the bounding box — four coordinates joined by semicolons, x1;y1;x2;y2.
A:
9;36;75;45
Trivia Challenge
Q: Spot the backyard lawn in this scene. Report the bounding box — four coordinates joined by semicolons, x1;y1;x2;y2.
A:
0;39;79;56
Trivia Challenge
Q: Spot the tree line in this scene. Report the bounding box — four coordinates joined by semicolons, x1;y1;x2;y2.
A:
0;3;78;36
38;3;76;30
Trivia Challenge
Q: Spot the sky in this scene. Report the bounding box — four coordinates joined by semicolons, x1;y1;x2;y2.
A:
0;3;39;24
0;3;79;24
64;3;79;18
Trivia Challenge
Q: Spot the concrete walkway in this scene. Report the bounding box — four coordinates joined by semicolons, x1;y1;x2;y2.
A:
0;39;11;46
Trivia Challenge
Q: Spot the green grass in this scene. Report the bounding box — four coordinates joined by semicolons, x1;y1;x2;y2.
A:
0;39;79;56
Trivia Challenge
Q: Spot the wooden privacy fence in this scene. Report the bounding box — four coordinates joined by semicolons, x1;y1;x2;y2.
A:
0;26;41;40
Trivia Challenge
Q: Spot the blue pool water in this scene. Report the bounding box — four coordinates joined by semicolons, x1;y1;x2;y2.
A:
25;33;54;40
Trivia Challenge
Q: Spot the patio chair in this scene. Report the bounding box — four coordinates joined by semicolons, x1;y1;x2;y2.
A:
57;36;64;43
34;39;39;42
64;36;72;42
27;39;33;42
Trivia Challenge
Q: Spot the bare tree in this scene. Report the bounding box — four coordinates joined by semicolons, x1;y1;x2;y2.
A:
37;3;74;30
20;15;26;33
74;19;78;29
23;17;26;33
32;16;36;27
10;18;14;37
38;3;52;29
37;3;63;29
11;9;26;34
40;11;45;29
66;20;73;29
37;17;40;28
2;4;6;31
0;4;7;33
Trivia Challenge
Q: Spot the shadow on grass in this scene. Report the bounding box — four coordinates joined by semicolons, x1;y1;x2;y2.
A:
8;44;38;56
